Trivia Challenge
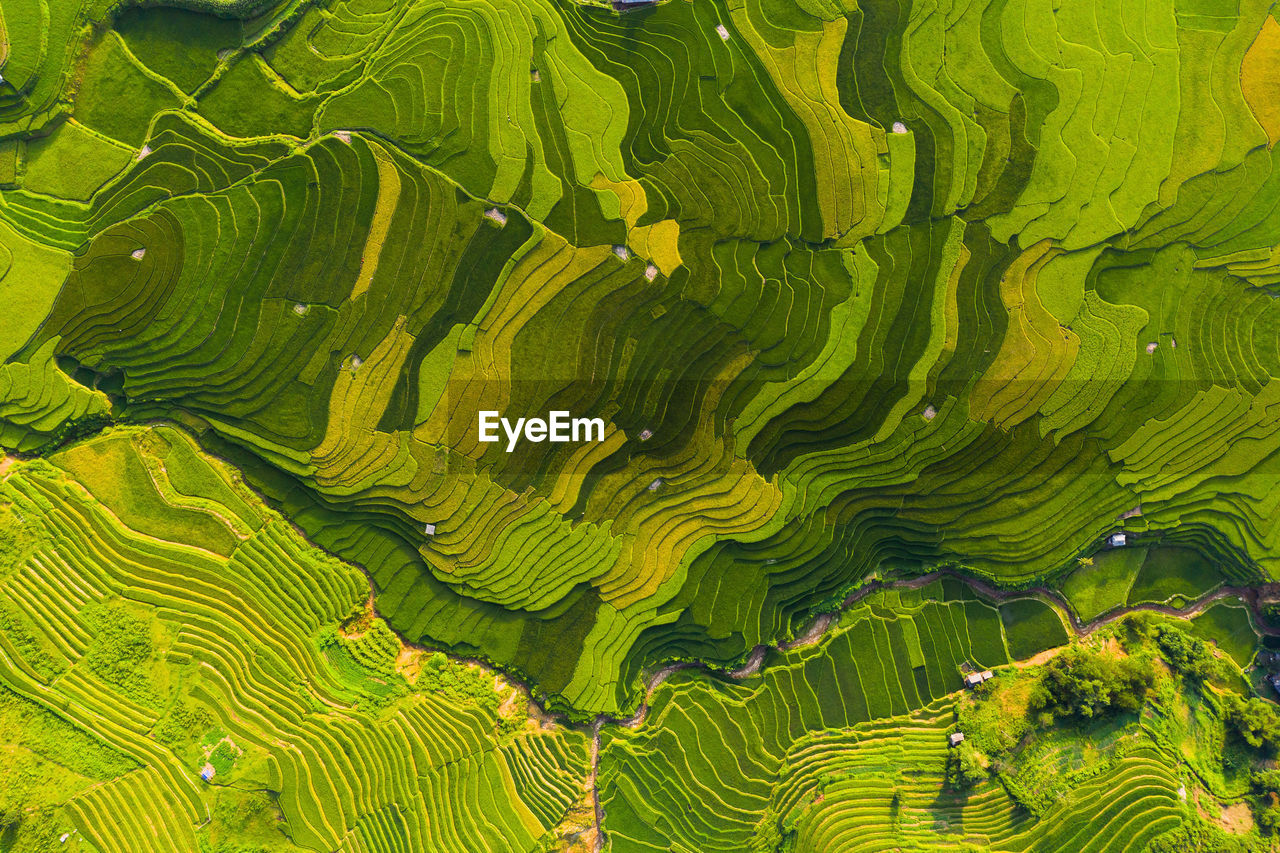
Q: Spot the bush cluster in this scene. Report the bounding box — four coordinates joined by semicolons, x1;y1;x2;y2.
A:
947;741;989;789
419;652;501;715
1250;770;1280;832
82;601;159;707
1223;694;1280;755
1029;645;1154;722
1152;624;1220;681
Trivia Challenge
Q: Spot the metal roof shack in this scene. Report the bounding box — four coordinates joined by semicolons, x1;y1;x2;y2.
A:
949;732;965;747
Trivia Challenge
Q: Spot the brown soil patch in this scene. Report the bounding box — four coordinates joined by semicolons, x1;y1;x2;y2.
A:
339;594;377;638
1194;787;1214;823
1220;801;1255;835
497;689;525;720
1011;647;1063;668
555;823;598;853
528;699;560;730
394;645;423;684
1097;636;1123;656
996;677;1036;719
0;456;14;479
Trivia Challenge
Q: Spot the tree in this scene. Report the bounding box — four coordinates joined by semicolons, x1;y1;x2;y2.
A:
949;742;989;789
1256;801;1280;834
1030;645;1153;720
1224;694;1280;754
1252;773;1280;833
1154;625;1217;681
1251;768;1280;793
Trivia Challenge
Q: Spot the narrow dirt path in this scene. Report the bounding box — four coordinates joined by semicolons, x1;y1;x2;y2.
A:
589;719;605;853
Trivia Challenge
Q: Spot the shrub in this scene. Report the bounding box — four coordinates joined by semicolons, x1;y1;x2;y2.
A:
209;740;239;776
418;657;499;714
154;700;214;750
0;603;63;681
948;741;990;789
344;618;400;676
956;685;1028;757
82;601;159;707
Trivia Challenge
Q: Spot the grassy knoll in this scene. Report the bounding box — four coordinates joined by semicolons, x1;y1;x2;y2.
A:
0;222;71;363
72;32;183;148
1000;597;1071;660
20;120;133;201
1193;602;1261;668
115;7;241;93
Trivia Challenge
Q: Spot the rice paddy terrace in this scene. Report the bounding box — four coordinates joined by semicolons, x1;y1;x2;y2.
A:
2;0;1280;848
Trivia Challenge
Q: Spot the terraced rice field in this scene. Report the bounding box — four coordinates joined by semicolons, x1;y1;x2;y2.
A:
597;581;1197;852
3;0;1280;848
0;430;591;850
0;440;1223;850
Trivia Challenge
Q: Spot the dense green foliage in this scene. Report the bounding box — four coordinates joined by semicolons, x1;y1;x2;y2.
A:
1224;694;1280;755
947;740;991;789
1030;645;1155;721
81;601;160;707
1153;624;1223;682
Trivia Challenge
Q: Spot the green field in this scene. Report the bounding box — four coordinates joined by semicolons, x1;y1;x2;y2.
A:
1063;550;1146;623
2;0;1279;718
1128;547;1225;607
1193;602;1261;668
4;437;1270;850
2;0;1280;847
1000;597;1071;660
